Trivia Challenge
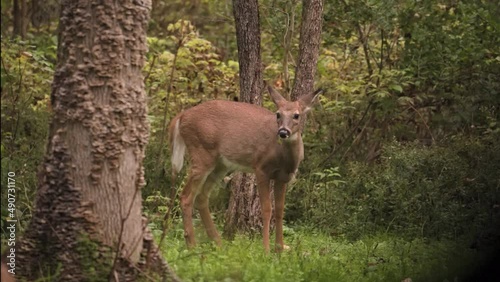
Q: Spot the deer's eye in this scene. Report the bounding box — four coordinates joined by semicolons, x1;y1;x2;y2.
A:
276;112;281;119
293;113;300;120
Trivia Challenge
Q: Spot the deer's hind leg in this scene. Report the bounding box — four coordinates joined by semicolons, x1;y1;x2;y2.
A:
194;164;228;246
180;152;215;248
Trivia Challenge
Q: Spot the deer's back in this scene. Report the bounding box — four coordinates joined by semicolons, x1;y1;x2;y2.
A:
177;100;279;166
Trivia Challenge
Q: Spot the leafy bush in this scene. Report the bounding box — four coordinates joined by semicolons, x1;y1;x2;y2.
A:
289;136;500;241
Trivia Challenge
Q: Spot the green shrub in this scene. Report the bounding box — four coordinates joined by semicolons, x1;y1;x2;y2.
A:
289;136;500;241
1;38;53;234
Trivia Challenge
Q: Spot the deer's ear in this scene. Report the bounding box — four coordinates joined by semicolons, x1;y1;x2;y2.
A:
300;88;323;113
266;83;287;107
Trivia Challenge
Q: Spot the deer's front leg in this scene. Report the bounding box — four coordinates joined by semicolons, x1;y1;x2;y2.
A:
256;172;272;252
274;181;287;252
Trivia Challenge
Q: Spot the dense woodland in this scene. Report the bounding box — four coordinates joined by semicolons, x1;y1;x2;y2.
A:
1;0;499;281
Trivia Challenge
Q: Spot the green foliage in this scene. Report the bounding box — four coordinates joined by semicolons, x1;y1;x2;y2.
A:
1;37;54;232
31;264;63;282
73;233;117;282
312;0;500;164
290;137;500;242
145;20;238;120
161;228;485;282
148;0;236;56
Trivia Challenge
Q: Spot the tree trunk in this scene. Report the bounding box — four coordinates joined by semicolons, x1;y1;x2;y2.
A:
290;0;324;100
20;0;28;38
232;0;264;106
283;0;299;98
12;0;21;38
14;1;168;280
224;173;265;238
224;0;266;239
31;0;58;31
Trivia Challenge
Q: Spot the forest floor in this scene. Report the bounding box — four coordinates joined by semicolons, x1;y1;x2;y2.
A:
158;225;494;282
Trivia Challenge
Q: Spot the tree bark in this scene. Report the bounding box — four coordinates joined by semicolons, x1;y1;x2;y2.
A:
283;0;299;99
12;0;22;38
232;0;264;105
224;0;266;239
20;0;28;38
290;0;324;100
14;1;165;280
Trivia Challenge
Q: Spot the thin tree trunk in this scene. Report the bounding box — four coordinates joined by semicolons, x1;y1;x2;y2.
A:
224;173;265;237
12;0;21;38
283;0;299;98
14;1;164;280
32;0;56;31
12;0;28;39
20;0;28;38
232;0;264;105
290;0;324;100
224;0;266;239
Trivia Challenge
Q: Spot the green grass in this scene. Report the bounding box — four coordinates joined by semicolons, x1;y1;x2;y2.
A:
158;225;484;282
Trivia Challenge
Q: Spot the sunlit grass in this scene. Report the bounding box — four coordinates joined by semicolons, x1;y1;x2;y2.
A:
158;225;483;282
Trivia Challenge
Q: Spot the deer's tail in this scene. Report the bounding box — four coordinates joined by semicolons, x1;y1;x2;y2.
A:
164;115;185;222
169;115;186;176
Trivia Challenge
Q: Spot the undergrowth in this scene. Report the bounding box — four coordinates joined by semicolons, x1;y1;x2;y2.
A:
158;226;486;282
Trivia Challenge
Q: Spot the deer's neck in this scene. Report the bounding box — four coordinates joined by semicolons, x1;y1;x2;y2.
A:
279;132;304;175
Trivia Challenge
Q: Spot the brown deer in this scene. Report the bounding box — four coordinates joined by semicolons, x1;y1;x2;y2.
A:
1;263;14;282
169;84;322;252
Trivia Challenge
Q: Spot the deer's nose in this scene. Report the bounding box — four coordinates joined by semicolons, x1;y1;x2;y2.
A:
278;128;290;139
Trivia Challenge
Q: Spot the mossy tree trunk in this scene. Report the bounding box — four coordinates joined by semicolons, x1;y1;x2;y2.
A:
14;1;173;281
223;0;267;239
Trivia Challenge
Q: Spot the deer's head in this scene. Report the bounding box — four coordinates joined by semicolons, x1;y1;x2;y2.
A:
267;85;323;140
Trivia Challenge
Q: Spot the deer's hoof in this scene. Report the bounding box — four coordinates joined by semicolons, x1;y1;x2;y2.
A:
275;244;291;253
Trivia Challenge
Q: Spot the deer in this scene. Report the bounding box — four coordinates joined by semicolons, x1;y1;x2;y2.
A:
1;263;14;282
169;83;322;252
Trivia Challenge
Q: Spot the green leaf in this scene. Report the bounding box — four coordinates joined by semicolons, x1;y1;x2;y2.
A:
397;97;414;106
389;85;403;93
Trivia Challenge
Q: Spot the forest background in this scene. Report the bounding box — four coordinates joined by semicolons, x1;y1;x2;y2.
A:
1;0;499;281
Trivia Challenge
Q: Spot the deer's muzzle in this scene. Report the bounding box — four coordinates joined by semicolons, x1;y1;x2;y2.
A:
278;128;291;139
